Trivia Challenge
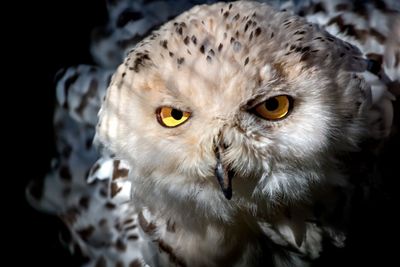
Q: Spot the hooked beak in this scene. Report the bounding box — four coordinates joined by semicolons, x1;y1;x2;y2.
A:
214;137;234;200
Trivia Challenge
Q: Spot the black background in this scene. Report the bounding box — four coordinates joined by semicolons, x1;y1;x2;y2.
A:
16;0;399;266
17;1;107;266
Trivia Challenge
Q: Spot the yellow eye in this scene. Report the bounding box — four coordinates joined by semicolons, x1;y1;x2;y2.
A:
156;107;191;128
254;95;291;120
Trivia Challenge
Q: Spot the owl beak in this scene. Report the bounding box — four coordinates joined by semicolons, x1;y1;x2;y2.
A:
214;139;233;200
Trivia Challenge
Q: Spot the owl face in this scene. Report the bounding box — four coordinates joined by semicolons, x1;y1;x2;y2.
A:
97;1;370;220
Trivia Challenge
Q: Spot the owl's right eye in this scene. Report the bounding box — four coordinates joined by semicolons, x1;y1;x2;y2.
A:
156;107;191;128
253;95;292;120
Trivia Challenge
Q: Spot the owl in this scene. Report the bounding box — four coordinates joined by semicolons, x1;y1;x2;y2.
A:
28;1;399;267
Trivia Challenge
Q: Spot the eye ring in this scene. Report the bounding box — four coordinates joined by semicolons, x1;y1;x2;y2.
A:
156;107;191;128
253;95;293;121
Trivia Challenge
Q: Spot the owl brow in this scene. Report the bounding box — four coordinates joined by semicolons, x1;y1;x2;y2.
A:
241;86;280;110
241;93;269;111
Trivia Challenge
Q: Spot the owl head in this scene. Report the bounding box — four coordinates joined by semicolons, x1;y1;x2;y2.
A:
96;1;371;222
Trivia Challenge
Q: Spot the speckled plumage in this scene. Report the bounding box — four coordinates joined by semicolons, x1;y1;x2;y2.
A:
28;1;399;267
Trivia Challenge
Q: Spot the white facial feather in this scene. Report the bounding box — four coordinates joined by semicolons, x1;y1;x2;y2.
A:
97;1;370;220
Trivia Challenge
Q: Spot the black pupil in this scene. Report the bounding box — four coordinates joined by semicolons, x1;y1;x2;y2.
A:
264;98;279;111
171;109;183;120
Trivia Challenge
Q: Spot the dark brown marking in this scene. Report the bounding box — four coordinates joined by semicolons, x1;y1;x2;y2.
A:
218;43;223;52
125;225;137;231
77;225;95;241
191;35;197;45
283;20;291;26
366;53;383;75
112;160;129;180
160;40;168;49
244;57;249;66
233;13;240;20
369;28;386;43
99;218;107;227
115;222;122;231
200;45;205;54
223;11;229;18
61;207;80;225
294;30;306;35
138;211;157;235
115;239;127;252
255;27;261;37
157;240;187;267
313;2;326;13
327;15;369;43
60;165;72;181
111;183;122;198
372;0;389;11
63;73;80;109
366;53;383;65
128;234;139;240
244;23;249;32
116;261;124;267
209;49;215;56
177;57;185;65
169;52;174;57
129;260;142;267
300;52;310;62
176;27;183;35
166;219;176;233
124;218;134;225
105;202;116;209
99;187;107;197
79;196;89;210
301;46;310;53
183;36;189;45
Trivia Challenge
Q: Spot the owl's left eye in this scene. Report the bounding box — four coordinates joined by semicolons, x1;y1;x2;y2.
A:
156;107;191;128
253;95;292;120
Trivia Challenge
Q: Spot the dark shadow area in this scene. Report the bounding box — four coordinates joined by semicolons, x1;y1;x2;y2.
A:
18;1;107;266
